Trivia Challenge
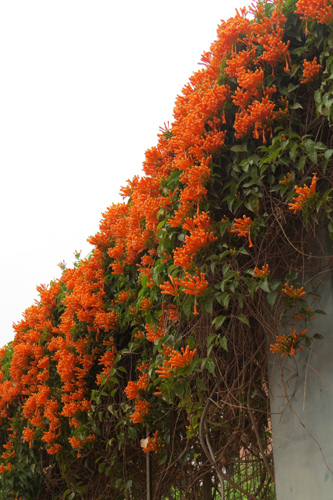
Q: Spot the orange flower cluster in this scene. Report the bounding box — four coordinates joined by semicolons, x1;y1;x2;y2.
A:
168;304;179;323
96;345;116;386
139;298;153;311
279;172;292;185
270;328;307;357
142;430;160;453
116;290;132;303
0;246;127;459
253;264;270;278
68;435;95;458
125;364;150;425
156;344;196;379
179;271;208;296
160;276;180;297
125;367;149;401
169;346;197;369
155;360;173;379
301;57;322;84
160;270;208;297
282;283;306;299
295;0;333;24
173;213;217;269
130;400;150;424
230;215;254;247
222;5;290;142
145;321;164;342
288;173;318;212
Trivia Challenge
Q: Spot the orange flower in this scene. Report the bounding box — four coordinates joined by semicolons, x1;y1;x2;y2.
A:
179;271;208;296
288;173;317;212
282;283;306;299
22;427;36;443
154;386;163;396
295;0;333;24
143;430;160;453
230;215;254;247
156;359;173;379
160;276;180;297
169;346;197;369
301;57;322;84
145;322;164;342
279;173;291;185
270;328;307;357
193;298;199;316
116;290;132;303
125;381;140;400
173;228;218;269
139;298;153;310
130;399;150;424
168;304;179;323
253;264;270;278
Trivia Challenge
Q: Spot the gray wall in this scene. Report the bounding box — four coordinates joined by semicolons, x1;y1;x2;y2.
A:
269;262;333;499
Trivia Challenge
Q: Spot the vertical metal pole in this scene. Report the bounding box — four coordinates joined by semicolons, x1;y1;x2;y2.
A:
146;426;153;500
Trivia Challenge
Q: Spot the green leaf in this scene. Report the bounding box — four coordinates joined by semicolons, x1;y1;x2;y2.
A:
203;296;213;314
289;103;303;109
220;291;230;309
286;272;298;280
128;427;137;440
259;278;270;293
99;462;106;473
236;314;249;326
157;218;167;230
267;291;278;307
175;382;185;398
288;83;299;92
207;333;217;345
304;140;318;164
214;315;226;329
183;297;193;318
314;309;326;315
196;378;208;391
204;358;216;376
105;467;112;476
230;144;247;152
158;452;168;465
219;336;228;351
186;335;195;349
304;336;312;347
314;89;322;104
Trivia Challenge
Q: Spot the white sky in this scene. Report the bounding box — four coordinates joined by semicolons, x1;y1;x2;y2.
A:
0;0;251;347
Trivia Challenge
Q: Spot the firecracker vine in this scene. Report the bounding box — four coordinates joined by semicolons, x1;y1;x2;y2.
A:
1;0;333;498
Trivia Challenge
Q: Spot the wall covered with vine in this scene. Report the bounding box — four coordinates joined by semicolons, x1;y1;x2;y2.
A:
1;0;333;498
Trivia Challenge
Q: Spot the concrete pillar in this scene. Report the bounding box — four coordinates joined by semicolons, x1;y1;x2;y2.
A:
269;253;333;499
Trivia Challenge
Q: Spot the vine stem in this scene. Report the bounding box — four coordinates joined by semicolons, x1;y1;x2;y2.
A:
247;365;274;482
199;382;259;500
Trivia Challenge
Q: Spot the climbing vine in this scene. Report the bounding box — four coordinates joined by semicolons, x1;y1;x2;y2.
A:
1;0;333;498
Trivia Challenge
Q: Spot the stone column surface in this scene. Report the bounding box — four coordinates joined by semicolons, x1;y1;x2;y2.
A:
269;262;333;499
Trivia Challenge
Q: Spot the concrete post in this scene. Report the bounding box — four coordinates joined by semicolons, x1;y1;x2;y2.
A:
269;252;333;499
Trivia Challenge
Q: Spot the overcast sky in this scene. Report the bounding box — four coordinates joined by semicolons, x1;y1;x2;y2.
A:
0;0;251;347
